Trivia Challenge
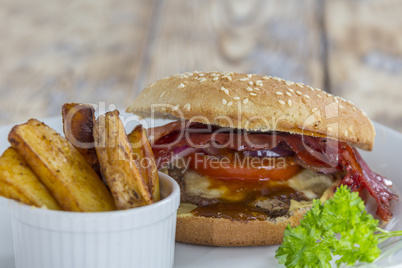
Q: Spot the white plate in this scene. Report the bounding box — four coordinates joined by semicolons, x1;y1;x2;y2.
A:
0;115;402;268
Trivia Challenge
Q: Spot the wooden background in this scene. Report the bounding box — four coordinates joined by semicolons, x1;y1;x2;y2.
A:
0;0;401;131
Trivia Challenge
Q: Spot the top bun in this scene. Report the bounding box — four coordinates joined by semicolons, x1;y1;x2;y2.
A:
127;71;375;150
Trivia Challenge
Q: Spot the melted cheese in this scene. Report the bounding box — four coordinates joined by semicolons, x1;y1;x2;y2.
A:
184;170;226;198
177;203;198;217
288;178;341;212
287;169;334;199
184;169;334;202
288;200;314;212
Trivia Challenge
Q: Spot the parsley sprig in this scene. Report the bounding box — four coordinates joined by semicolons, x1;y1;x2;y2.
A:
275;185;402;267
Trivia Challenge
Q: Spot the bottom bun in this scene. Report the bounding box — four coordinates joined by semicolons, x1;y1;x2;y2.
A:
176;206;309;247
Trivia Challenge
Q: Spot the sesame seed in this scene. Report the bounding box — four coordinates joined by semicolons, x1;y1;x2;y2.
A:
285;81;292;86
246;87;253;92
160;91;166;98
345;130;348;137
278;100;285;105
308;86;315;91
223;88;229;95
185;72;193;76
315;88;322;91
172;104;180;111
272;77;282;81
248;81;254;86
317;94;322;98
150;82;156;87
199;78;206;82
254;87;260;91
352;107;357;112
262;76;270;80
334;97;339;103
179;74;188;79
276;91;283;96
327;93;332;97
296;83;304;88
243;98;249;104
296;90;302;96
286;92;292;97
227;101;233;106
256;80;262;85
222;75;232;81
222;99;227;105
288;100;292;106
312;108;318;113
304;94;310;99
362;110;368;116
339;105;344;109
240;78;249;81
288;88;294;93
184;103;191;111
327;127;333;132
247;74;252;78
178;83;186;89
349;126;353;132
234;96;240;100
213;77;219;81
199;73;204;77
250;92;257;96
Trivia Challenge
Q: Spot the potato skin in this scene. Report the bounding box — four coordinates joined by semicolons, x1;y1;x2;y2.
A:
94;110;152;209
0;147;61;209
8;119;116;212
62;103;101;177
128;125;160;202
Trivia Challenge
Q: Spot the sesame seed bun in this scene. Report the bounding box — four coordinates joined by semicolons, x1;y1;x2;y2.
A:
127;71;375;150
176;204;309;246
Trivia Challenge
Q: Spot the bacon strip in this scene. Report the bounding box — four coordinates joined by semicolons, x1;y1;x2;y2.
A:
149;121;398;221
339;146;397;221
146;120;186;144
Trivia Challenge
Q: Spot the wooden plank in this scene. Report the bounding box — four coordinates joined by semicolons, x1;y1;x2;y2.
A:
325;0;402;131
0;0;325;124
0;0;155;124
133;0;325;96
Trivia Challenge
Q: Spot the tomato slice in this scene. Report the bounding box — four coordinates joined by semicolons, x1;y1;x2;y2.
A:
186;152;302;181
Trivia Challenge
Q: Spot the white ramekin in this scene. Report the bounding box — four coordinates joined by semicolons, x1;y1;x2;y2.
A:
8;172;180;268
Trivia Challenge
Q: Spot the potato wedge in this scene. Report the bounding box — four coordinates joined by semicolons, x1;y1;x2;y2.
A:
8;119;116;212
0;147;61;209
62;103;101;177
127;125;160;201
94;110;152;209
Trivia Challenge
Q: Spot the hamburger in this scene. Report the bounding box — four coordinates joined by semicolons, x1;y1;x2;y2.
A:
126;71;397;246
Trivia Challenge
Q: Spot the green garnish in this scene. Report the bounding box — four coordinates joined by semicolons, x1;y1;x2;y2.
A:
275;185;402;267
